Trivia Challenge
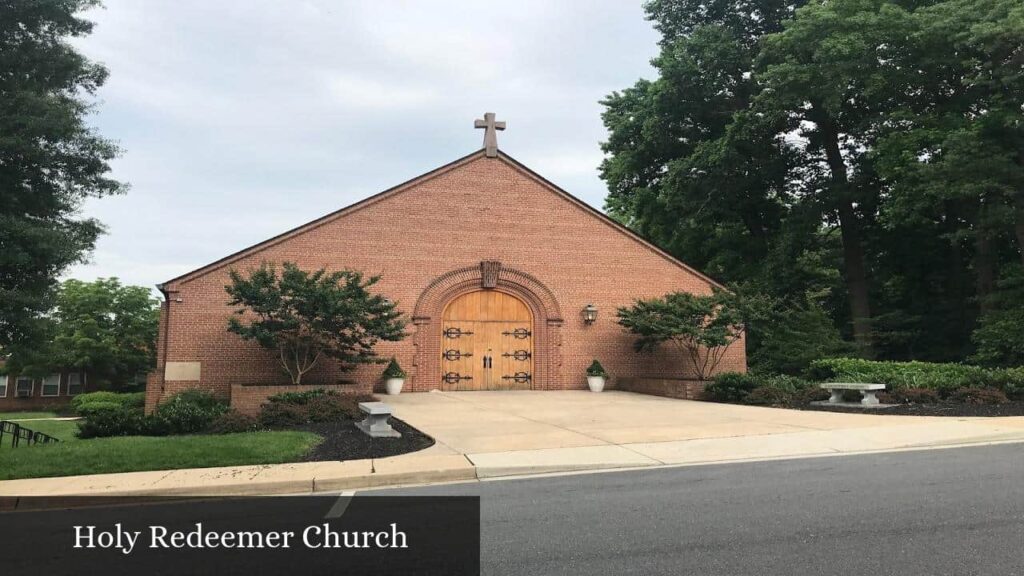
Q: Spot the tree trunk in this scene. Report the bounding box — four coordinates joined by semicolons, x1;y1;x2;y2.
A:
975;227;996;313
1014;192;1024;268
1016;152;1024;267
944;200;972;353
816;107;873;352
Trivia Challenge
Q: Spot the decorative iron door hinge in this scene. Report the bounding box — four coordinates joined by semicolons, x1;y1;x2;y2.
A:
501;350;532;361
501;328;532;339
501;372;532;384
442;349;473;361
442;372;473;385
443;327;474;339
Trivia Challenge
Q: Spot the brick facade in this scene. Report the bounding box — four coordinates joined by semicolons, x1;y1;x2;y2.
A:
0;369;91;413
146;150;746;413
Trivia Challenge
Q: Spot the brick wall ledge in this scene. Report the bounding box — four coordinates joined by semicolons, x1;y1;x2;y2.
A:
230;382;373;417
616;377;708;401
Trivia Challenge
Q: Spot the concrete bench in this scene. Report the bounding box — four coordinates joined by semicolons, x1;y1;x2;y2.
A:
355;401;402;438
820;383;886;406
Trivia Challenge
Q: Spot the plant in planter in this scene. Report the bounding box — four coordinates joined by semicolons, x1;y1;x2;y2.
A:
586;360;608;392
382;358;407;395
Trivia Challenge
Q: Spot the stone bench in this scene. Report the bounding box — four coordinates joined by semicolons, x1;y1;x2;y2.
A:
820;383;886;406
355;401;402;438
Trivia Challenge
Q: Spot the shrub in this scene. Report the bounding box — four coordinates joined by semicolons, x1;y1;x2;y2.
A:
382;358;406;379
748;300;851;376
586;360;608;377
988;367;1024;400
744;386;795;406
150;389;228;435
971;266;1024;367
947;387;1009;405
258;402;307;428
259;390;376;428
75;401;124;418
207;410;259;434
72;391;145;414
794;386;830;404
806;358;1024;393
704;372;759;403
885;387;940;404
760;374;814;393
267;388;328;405
76;408;146;439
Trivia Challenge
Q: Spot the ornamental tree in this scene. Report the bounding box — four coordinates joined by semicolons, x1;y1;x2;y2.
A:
616;288;755;381
226;263;405;385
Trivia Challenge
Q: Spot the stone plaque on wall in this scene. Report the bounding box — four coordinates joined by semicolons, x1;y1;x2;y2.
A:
164;361;201;381
480;260;501;289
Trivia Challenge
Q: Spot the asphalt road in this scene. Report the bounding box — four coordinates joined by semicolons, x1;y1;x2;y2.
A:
372;444;1024;576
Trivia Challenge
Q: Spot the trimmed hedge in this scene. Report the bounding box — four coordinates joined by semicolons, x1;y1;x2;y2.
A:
807;358;1024;396
71;391;145;414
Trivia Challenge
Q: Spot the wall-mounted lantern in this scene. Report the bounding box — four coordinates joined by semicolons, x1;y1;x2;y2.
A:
582;303;598;325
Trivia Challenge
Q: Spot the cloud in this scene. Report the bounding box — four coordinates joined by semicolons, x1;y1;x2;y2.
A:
66;0;659;288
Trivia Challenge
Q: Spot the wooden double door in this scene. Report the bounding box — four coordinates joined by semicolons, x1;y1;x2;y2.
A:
441;290;533;390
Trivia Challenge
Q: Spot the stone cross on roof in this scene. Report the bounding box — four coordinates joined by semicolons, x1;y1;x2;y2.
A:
474;112;506;157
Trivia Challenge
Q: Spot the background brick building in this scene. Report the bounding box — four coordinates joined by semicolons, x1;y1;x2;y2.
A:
146;148;745;413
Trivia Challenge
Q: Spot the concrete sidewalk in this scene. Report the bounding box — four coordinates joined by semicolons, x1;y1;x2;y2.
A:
388;391;1024;478
4;391;1024;496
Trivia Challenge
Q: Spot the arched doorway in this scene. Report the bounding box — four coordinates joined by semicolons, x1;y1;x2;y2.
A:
440;290;533;390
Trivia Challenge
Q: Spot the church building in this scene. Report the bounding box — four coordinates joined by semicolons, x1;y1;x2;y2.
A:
145;114;745;413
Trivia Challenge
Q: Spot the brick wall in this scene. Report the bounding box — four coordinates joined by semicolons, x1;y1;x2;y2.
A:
147;152;746;412
230;383;373;417
616;377;708;400
0;372;89;413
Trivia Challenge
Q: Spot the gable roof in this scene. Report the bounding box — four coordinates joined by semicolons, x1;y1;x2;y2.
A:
159;149;725;291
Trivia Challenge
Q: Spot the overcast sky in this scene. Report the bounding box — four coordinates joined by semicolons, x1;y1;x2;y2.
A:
68;1;659;289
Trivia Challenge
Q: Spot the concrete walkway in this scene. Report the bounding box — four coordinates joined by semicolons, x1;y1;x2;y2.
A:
386;391;1024;477
4;390;1024;496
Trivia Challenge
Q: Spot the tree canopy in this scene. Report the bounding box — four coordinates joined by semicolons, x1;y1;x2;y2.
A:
617;289;756;380
0;0;125;351
3;278;160;387
226;263;406;385
602;0;1024;370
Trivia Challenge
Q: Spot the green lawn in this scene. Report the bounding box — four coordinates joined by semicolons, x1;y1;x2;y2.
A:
1;426;322;480
0;418;81;450
0;411;60;421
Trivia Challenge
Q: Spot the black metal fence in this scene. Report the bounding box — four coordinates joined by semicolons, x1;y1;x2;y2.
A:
0;420;61;447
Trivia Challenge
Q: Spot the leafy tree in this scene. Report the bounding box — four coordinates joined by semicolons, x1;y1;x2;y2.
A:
0;0;125;350
604;0;1024;366
52;278;159;385
971;266;1024;367
3;278;159;387
226;263;406;385
600;0;846;375
616;289;758;380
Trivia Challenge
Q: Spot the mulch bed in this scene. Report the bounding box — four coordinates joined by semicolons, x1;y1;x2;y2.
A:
798;401;1024;417
299;417;435;462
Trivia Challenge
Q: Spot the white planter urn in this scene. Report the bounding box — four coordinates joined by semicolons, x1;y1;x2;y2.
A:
587;375;606;392
385;377;405;395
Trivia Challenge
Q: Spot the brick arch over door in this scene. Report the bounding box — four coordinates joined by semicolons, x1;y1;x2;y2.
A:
411;263;564;391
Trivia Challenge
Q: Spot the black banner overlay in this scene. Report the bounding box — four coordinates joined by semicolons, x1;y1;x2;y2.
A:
0;496;480;576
